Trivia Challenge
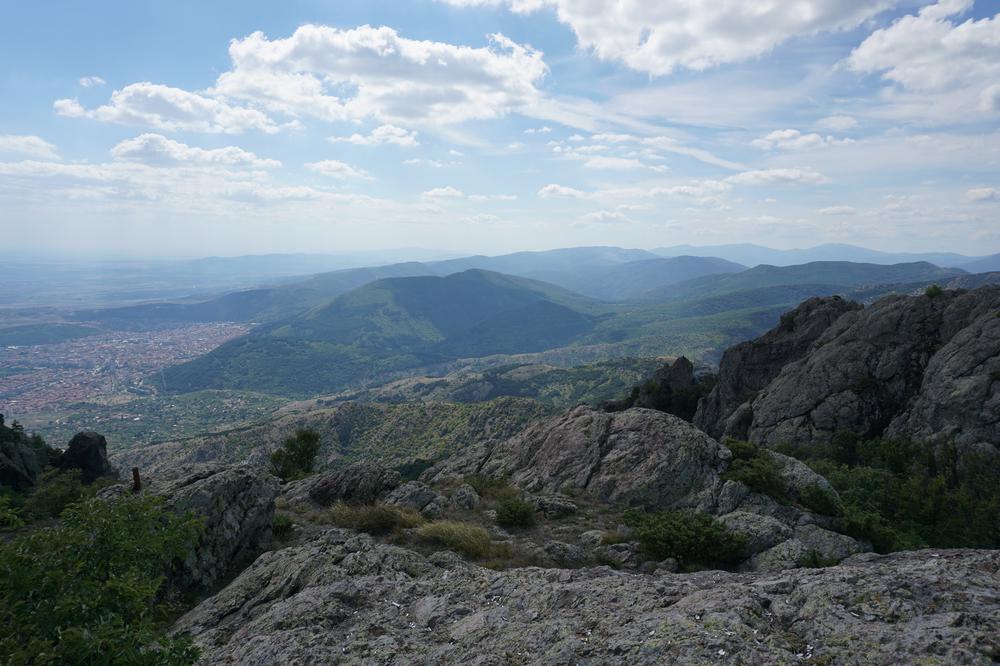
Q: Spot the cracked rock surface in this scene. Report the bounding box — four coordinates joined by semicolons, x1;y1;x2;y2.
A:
174;529;1000;665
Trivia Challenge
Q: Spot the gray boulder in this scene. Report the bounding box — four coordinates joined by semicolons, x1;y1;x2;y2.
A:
147;463;280;590
0;437;44;491
173;531;1000;665
385;480;447;518
449;483;481;510
429;406;726;511
56;431;115;484
281;461;400;510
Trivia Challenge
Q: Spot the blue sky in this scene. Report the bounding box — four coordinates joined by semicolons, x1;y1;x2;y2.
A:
1;0;998;257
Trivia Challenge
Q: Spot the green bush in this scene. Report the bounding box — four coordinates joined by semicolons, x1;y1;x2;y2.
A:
495;498;536;529
269;429;321;481
417;521;492;559
0;495;24;530
797;549;839;568
463;475;518;502
722;441;788;503
623;509;746;570
798;484;843;516
272;513;293;539
326;503;424;535
20;469;116;521
0;494;202;665
925;284;944;298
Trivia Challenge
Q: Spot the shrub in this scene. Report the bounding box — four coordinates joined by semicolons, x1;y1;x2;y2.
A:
272;513;293;539
463;475;518;502
797;550;839;569
925;284;944;298
722;441;788;503
0;495;24;530
0;494;202;664
417;521;492;559
623;509;746;570
270;429;322;481
20;469;116;521
798;484;843;516
495;498;536;529
326;503;424;535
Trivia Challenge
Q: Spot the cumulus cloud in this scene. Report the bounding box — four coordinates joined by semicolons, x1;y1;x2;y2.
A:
580;209;630;224
79;76;106;88
0;134;59;160
55;83;280;134
818;205;858;215
329;124;420;147
524;126;552;134
538;183;587;198
422;185;465;198
751;129;853;151
111;133;281;167
440;0;896;75
966;187;998;202
212;25;547;126
305;160;373;180
727;168;830;185
848;0;1000;118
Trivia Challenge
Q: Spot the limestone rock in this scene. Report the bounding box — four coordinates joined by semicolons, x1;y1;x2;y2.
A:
385;480;447;518
449;483;481;510
147;463;279;591
174;532;1000;665
0;437;44;491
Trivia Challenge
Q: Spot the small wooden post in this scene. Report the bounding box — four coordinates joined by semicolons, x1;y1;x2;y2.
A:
132;467;142;493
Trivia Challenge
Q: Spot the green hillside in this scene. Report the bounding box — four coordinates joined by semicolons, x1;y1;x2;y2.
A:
0;323;102;346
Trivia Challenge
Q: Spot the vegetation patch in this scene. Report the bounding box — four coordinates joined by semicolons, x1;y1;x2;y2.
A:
495;498;537;529
416;521;492;559
623;509;746;570
464;475;519;503
721;440;789;503
776;432;1000;553
326;503;424;535
0;495;203;664
269;428;321;481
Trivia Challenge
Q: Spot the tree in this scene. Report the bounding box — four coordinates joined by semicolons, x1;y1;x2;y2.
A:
269;429;322;480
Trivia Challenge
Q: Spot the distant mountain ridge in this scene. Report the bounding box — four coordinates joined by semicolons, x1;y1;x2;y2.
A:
653;242;982;268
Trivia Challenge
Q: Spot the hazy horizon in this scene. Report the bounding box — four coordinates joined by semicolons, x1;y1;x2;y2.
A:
2;1;999;256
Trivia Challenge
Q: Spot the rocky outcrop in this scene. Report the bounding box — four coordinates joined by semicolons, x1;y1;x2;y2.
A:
428;406;864;570
695;287;1000;454
174;529;1000;665
0;438;44;491
428;406;726;511
281;461;400;511
146;463;280;590
694;296;863;439
56;431;115;483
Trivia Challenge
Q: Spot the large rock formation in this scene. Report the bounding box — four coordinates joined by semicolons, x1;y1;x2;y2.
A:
428;406;865;570
0;436;44;491
696;287;1000;454
694;296;862;439
145;463;280;590
281;461;401;511
56;431;115;483
428;406;726;511
174;529;1000;665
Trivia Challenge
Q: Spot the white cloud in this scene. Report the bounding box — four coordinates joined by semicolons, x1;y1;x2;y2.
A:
818;205;858;215
449;149;465;157
305;160;373;180
212;25;547;126
966;187;998;202
752;129;853;151
0;134;59;160
441;0;896;75
848;1;1000;119
422;185;465;198
580;209;630;224
403;158;446;168
727;168;830;185
329;124;420;148
111;133;281;167
815;115;859;131
524;126;552;134
55;83;279;134
582;155;645;170
79;76;106;88
538;183;587;198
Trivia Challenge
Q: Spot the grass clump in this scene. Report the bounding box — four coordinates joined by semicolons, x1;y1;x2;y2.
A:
623;509;746;570
272;513;293;539
0;494;202;664
722;440;788;503
326;503;424;535
417;521;492;559
797;549;840;569
495;498;536;529
463;475;519;502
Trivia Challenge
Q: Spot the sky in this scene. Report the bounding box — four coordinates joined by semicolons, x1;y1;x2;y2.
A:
1;0;999;258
